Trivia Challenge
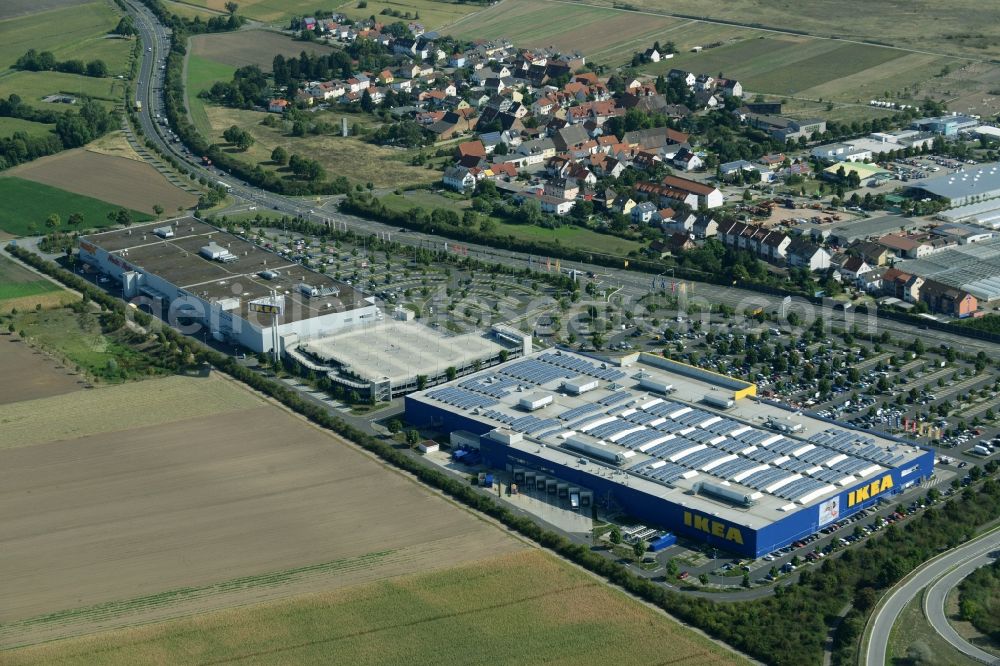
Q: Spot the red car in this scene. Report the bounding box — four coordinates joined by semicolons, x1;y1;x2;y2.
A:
677;571;690;580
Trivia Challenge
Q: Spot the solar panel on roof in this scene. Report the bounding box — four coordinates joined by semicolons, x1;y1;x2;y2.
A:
558;403;604;422
598;391;629;406
711;458;760;480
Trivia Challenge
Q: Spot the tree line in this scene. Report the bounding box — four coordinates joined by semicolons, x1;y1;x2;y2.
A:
14;49;110;78
8;242;1000;666
0;94;116;170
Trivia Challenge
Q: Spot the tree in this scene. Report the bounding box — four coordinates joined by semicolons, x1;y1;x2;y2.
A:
742;573;751;588
115;208;133;227
405;429;420;446
633;540;646;559
360;88;374;113
386;419;402;434
609;526;622;544
67;212;84;227
698;573;709;584
45;213;60;230
152;204;164;218
224;1;239;14
85;60;108;78
446;366;457;381
270;145;288;165
114;16;137;37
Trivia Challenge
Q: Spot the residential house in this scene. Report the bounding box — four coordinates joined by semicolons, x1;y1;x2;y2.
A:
717;78;743;98
536;193;575;215
667;232;697;252
694;74;715;91
268;99;289;113
631;201;658;224
919;279;978;317
443;166;476;191
456;140;486;160
672;147;703;171
643;48;661;62
662;175;723;209
609;194;636;216
854;241;891;266
881;268;924;303
839;256;873;284
544;178;579;200
718;220;791;263
787;238;831;271
667;69;696;88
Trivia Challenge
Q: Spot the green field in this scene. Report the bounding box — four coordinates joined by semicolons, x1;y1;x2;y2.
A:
0;70;125;110
185;54;235;137
379;191;643;257
0;177;151;236
0;254;59;302
0;116;55;139
3;550;749;665
0;1;133;75
334;0;485;31
745;42;908;96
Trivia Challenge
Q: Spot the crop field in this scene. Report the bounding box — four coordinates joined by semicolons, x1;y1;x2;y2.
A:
0;374;524;648
0;1;133;76
0;335;82;406
0;0;92;20
3;549;750;665
0;70;125;110
447;0;681;65
0;256;62;310
161;0;222;20
190;29;335;70
203;105;440;188
0;177;152;236
583;0;1000;59
0;117;55;139
334;0;490;32
8;149;196;215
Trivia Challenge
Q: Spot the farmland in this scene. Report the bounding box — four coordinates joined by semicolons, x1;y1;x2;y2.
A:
0;332;82;406
185;54;235;136
0;0;91;21
584;0;1000;59
0;177;152;236
189;29;335;70
447;0;683;65
8;149;198;214
0;253;66;311
0;1;133;75
3;550;750;665
0;373;525;648
334;0;487;32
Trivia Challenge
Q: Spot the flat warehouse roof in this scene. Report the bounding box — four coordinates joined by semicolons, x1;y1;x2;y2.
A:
911;162;1000;200
302;320;506;384
408;350;927;529
82;218;371;324
897;237;1000;301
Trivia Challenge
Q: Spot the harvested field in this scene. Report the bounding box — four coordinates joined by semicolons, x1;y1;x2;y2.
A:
190;29;334;69
0;376;523;647
8;149;197;215
0;0;91;21
3;550;750;665
182;0;334;23
447;0;681;65
83;129;144;162
0;373;260;449
0;338;81;405
334;0;487;31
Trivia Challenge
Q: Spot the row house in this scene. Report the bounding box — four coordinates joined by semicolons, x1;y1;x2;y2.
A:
718;220;791;263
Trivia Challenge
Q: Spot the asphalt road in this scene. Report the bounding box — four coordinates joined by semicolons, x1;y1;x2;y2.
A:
865;527;1000;666
924;543;1000;664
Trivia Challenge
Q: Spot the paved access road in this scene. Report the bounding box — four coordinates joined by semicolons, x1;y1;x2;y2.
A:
924;544;1000;664
865;528;1000;666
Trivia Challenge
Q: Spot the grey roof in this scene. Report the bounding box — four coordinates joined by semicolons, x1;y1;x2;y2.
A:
897;237;1000;301
910;162;1000;200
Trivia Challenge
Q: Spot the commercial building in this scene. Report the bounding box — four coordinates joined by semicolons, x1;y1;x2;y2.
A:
908;163;1000;207
79;218;378;353
910;114;979;136
405;351;933;557
816;215;920;246
896;237;1000;303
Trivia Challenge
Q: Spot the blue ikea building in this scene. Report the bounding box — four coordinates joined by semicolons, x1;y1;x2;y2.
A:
405;350;935;557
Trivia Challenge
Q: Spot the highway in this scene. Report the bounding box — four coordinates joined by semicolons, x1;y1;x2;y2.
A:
120;0;1000;360
924;542;1000;664
864;527;1000;666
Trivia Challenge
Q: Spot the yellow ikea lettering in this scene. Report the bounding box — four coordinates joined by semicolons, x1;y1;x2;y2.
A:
847;474;894;507
683;511;744;545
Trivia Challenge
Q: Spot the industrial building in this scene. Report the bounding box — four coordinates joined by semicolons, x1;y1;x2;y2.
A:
405;351;934;557
296;320;531;400
908;162;1000;208
897;237;1000;303
813;215;921;246
79;218;378;353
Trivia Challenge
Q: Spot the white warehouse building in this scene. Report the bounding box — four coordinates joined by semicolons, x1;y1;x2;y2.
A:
79;217;379;354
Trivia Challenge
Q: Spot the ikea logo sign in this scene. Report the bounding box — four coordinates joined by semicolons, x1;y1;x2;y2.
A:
847;474;894;508
683;511;744;545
